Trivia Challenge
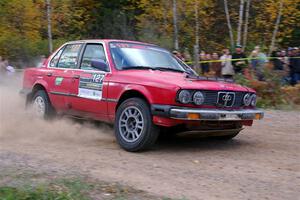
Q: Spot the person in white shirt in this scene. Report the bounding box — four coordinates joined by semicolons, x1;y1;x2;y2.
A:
220;48;235;79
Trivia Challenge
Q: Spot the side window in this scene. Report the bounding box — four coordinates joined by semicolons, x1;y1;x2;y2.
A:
80;44;107;71
57;44;82;69
49;47;64;68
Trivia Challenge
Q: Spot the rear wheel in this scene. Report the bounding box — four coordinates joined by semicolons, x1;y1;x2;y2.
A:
31;90;55;119
115;98;159;152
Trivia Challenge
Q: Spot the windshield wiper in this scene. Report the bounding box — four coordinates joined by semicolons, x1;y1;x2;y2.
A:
155;67;185;73
122;66;156;70
122;66;185;73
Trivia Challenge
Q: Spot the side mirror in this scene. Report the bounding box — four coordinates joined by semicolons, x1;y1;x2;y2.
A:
91;59;109;72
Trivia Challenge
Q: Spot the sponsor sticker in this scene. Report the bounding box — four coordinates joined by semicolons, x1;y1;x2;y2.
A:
55;77;64;86
78;73;105;100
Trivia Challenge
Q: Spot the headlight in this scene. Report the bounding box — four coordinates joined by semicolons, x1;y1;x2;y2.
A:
178;90;192;104
250;94;257;106
193;91;205;105
243;93;251;106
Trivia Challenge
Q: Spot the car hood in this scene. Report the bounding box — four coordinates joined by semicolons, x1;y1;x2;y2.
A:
115;70;254;92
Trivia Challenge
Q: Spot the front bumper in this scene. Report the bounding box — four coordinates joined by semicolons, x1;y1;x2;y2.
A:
170;108;264;121
152;105;264;121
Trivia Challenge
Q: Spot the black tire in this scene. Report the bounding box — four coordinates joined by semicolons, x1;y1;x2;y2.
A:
32;90;55;119
211;130;241;140
115;98;159;152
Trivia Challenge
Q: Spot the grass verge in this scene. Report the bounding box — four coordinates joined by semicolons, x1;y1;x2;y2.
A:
0;169;187;200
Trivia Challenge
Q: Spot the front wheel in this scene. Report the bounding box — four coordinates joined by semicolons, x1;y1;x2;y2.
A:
115;98;159;152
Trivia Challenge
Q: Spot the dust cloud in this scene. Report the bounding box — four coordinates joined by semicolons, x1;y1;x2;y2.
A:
0;72;115;146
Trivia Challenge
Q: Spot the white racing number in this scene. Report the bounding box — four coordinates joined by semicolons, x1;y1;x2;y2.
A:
92;74;104;83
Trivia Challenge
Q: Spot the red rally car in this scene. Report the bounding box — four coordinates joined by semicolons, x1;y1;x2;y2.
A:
21;39;264;152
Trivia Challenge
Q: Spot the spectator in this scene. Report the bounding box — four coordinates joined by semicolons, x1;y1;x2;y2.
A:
255;46;268;66
210;52;221;77
249;50;265;81
183;48;191;63
288;47;294;56
172;50;185;61
37;55;47;68
232;45;247;74
276;50;291;84
3;59;9;69
0;56;7;75
289;48;300;85
6;65;15;75
272;51;283;71
206;53;212;72
200;52;210;74
220;48;234;79
280;50;289;70
250;50;259;70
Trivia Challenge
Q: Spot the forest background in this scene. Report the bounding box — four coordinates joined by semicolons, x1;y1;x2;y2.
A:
0;0;299;67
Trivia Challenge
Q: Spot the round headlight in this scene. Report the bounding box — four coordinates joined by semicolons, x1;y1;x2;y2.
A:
193;91;205;105
178;90;192;104
243;93;251;106
250;94;257;106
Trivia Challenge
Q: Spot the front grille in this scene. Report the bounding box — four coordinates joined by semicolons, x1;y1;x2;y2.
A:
201;90;246;107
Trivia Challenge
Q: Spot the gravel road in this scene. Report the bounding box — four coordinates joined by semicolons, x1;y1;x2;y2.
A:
0;75;299;200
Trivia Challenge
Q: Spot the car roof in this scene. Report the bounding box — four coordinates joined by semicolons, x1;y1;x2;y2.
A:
66;39;158;47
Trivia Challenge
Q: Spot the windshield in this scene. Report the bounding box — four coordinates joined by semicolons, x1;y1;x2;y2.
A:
109;42;187;72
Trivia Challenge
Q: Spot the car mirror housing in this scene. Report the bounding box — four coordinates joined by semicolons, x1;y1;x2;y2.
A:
91;59;109;72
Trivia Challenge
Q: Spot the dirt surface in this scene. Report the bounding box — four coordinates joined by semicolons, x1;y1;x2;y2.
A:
0;74;300;200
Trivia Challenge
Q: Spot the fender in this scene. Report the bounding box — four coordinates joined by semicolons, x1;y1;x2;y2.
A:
22;79;50;106
107;83;156;120
33;79;49;93
120;84;155;104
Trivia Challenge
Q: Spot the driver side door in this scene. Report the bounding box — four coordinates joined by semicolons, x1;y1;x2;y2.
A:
67;43;110;121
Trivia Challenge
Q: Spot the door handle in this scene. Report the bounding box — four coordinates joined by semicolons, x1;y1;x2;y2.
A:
46;72;52;77
73;75;80;79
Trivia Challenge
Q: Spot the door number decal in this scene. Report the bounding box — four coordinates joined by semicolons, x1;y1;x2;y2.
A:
78;73;105;100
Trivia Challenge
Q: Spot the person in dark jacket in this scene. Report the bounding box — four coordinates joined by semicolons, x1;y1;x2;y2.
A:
289;48;300;85
200;52;210;74
232;45;247;74
273;51;284;70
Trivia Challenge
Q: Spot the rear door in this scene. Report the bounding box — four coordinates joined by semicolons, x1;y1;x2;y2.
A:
67;43;110;120
47;43;83;111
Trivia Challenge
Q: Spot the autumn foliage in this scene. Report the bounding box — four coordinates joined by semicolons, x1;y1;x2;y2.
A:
0;0;299;66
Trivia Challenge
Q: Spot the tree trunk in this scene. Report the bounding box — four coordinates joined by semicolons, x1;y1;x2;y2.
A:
194;1;200;69
172;0;179;50
162;1;168;32
223;0;234;50
237;0;245;46
269;0;284;56
46;0;53;54
242;0;251;51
